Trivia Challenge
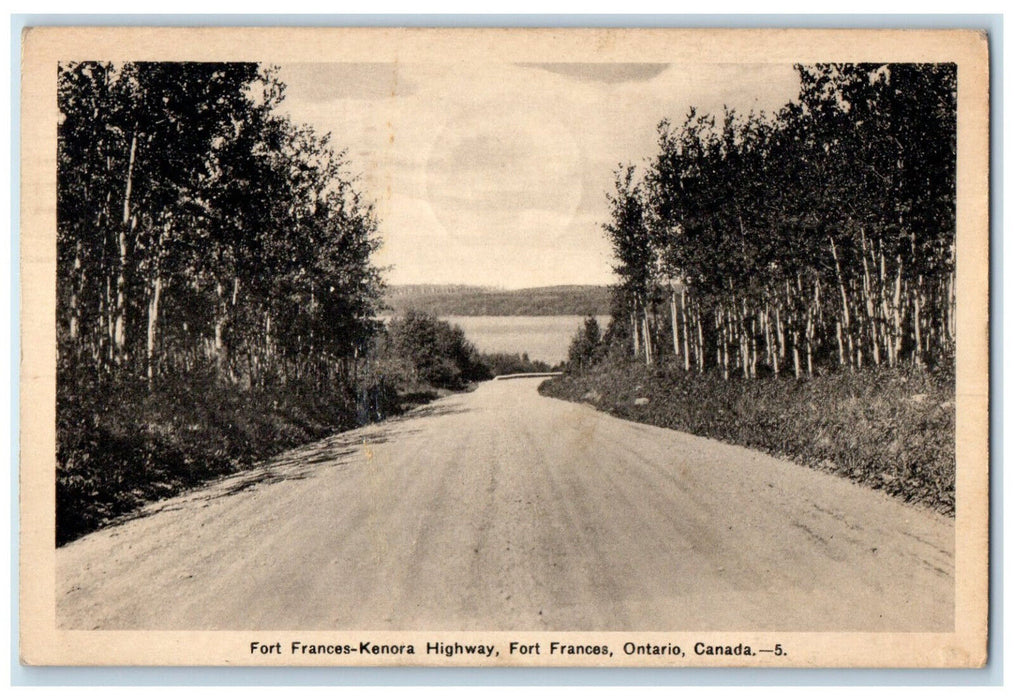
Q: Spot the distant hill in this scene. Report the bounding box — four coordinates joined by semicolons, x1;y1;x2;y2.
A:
383;284;612;317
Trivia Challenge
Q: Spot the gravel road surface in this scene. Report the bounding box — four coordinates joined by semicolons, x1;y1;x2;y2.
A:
57;378;953;630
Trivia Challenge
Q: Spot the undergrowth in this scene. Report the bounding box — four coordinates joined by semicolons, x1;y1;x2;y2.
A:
56;367;403;546
539;358;955;515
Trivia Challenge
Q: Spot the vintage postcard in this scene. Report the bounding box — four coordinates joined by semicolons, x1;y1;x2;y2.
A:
19;26;989;667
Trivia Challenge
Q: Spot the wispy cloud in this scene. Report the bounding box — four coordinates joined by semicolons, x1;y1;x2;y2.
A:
519;63;669;84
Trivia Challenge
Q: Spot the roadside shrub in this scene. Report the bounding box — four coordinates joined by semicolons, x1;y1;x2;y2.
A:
566;316;603;371
385;310;490;389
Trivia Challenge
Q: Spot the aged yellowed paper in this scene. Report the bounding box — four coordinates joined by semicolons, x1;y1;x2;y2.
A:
20;26;989;667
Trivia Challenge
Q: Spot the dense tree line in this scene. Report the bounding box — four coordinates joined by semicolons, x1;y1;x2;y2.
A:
479;352;553;376
606;63;956;379
384;284;611;317
57;62;383;397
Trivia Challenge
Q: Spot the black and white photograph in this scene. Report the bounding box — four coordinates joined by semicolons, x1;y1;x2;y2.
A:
19;26;989;667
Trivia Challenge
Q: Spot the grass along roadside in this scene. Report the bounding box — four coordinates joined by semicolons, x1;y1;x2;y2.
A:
57;368;453;547
539;359;955;515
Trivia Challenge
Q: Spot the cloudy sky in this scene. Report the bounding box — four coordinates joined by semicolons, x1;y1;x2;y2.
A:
277;62;802;289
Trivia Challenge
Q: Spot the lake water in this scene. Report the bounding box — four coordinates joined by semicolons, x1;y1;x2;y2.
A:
443;315;612;366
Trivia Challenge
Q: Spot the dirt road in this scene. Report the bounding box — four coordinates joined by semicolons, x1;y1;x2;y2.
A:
57;378;953;631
